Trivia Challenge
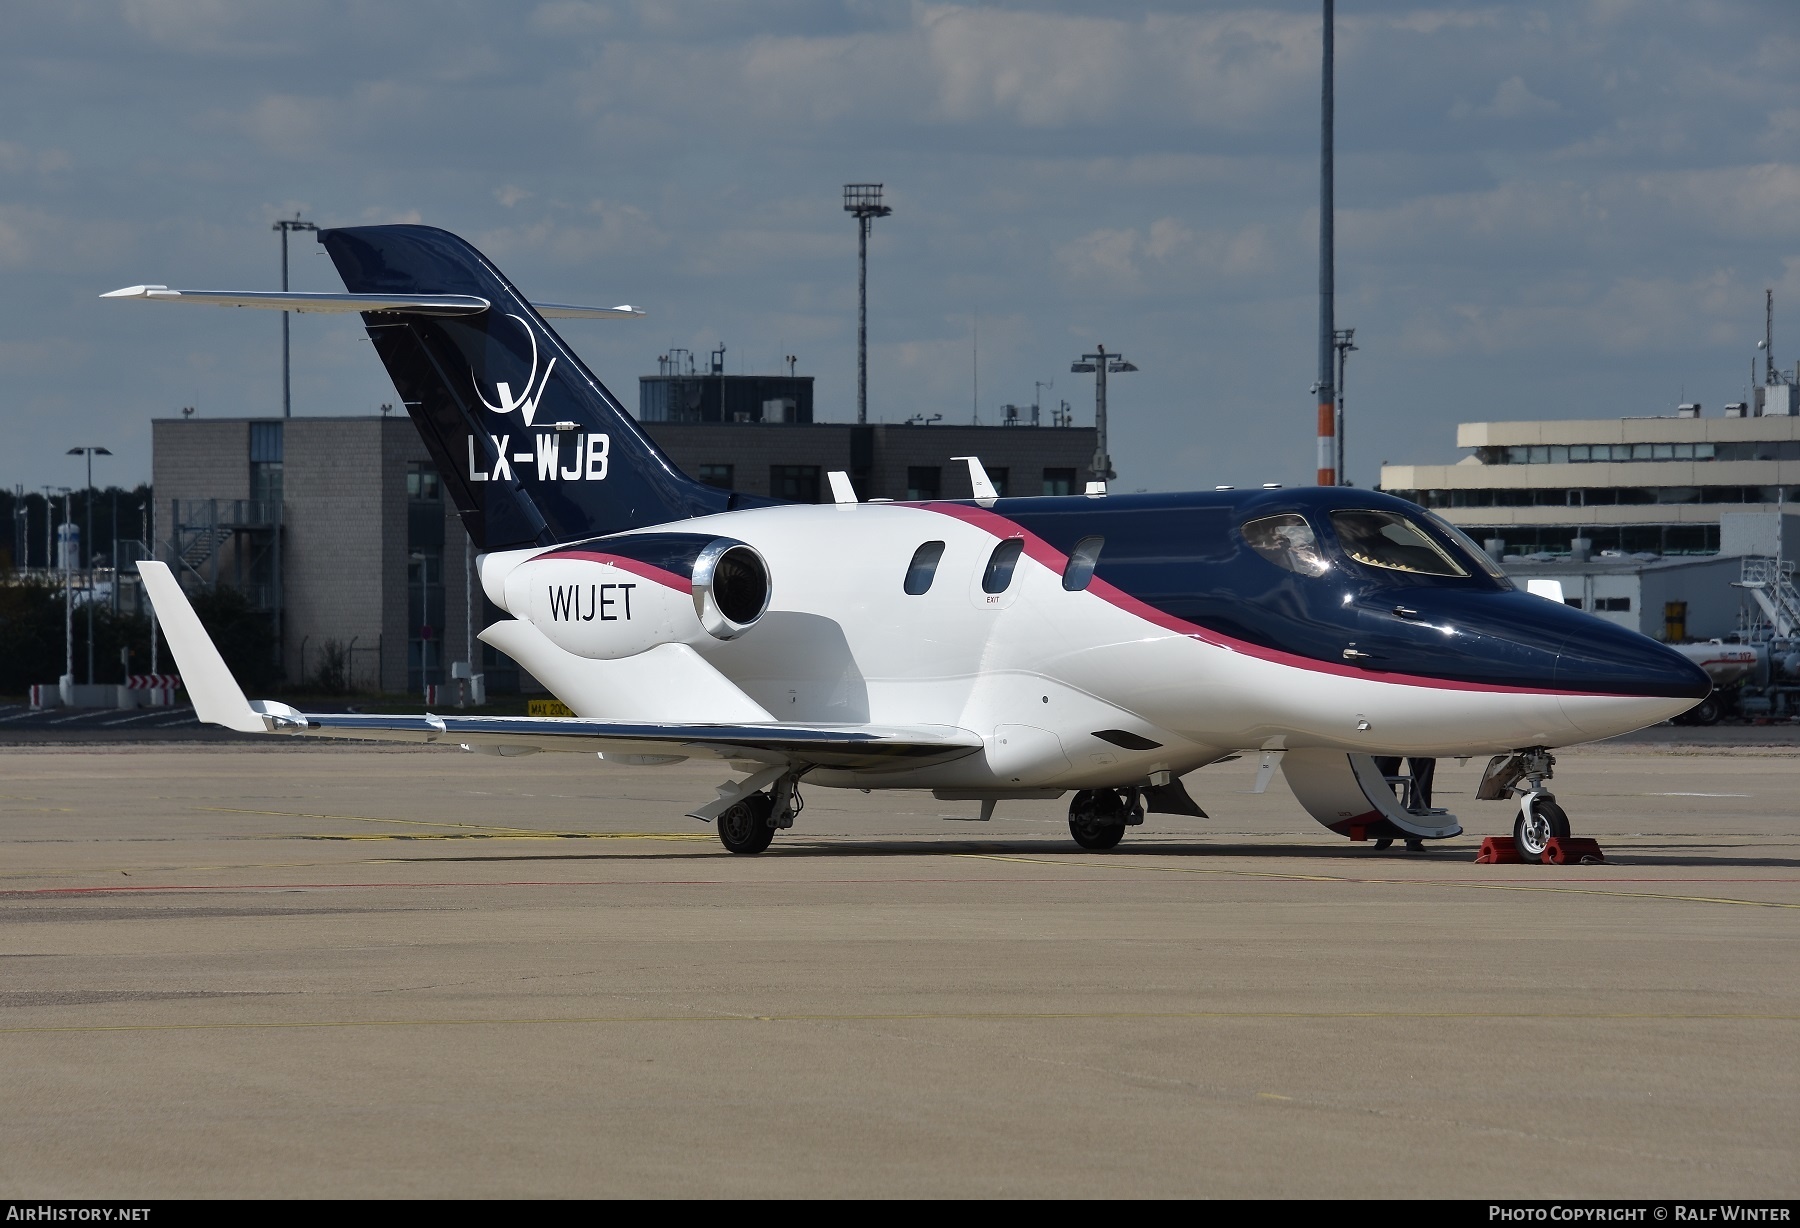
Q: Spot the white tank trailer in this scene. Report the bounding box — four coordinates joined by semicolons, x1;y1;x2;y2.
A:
1668;640;1800;723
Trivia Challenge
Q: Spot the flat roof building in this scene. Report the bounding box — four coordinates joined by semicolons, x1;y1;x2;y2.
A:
1381;405;1800;559
153;415;480;696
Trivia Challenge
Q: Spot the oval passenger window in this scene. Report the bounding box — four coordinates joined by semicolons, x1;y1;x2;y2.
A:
981;538;1025;594
1063;536;1103;591
904;541;946;595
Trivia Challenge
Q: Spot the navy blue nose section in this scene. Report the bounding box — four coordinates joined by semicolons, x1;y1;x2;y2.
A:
1553;618;1713;699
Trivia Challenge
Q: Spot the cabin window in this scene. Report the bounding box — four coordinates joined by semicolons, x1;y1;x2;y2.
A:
904;541;946;595
1242;514;1330;577
1331;510;1468;577
1063;536;1104;591
981;538;1025;594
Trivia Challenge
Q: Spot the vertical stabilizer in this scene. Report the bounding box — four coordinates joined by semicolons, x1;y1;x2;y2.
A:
319;225;730;549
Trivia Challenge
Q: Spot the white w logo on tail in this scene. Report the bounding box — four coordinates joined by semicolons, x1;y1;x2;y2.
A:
474;313;557;428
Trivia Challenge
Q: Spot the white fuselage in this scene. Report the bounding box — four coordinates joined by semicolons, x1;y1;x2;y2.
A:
479;501;1692;793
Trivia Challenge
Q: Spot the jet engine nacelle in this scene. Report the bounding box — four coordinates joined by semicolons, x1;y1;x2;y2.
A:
503;534;771;661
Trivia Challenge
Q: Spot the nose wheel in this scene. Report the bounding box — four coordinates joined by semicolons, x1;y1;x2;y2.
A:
1513;792;1570;862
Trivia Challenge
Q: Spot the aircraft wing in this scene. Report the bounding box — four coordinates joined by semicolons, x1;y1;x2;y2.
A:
137;561;977;771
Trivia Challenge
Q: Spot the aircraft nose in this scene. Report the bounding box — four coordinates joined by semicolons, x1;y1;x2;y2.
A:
1555;626;1713;699
1554;622;1713;738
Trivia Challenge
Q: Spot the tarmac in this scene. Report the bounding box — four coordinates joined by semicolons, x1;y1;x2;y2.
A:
0;737;1795;1198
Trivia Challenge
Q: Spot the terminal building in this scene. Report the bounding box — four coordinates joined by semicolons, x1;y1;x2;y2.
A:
150;394;1097;694
1379;389;1800;641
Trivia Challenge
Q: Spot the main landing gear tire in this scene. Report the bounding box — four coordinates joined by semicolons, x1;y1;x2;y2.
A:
1068;789;1129;851
1513;797;1570;863
717;792;776;855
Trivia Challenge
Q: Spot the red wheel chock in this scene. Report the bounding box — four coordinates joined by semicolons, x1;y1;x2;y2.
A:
1542;837;1605;865
1473;836;1606;865
1474;837;1524;864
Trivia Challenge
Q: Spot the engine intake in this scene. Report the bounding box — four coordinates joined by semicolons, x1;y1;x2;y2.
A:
692;541;770;640
504;532;771;661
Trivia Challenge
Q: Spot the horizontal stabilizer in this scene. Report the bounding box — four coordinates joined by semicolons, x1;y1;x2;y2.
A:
100;286;646;319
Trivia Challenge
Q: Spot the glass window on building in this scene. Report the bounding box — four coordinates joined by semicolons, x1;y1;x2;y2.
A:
1652;443;1674;460
906;466;941;500
770;465;821;503
1631;443;1653;460
249;421;283;515
1528;446;1550;464
1569;445;1590;462
407;549;445;694
985;467;1009;496
407;462;440;501
1673;443;1695;460
1696;443;1715;459
698;464;734;490
1043;468;1078;496
1549;446;1569;463
1507;447;1528;464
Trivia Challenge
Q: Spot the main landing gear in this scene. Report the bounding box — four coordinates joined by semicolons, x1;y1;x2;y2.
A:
1068;788;1144;851
714;774;803;855
1478;748;1572;861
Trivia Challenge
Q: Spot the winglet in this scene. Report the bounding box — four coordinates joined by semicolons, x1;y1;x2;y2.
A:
950;456;998;501
827;471;858;504
135;561;266;733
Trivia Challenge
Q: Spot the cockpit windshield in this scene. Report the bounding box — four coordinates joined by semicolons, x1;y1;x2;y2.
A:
1422;513;1515;587
1330;510;1467;577
1243;513;1332;577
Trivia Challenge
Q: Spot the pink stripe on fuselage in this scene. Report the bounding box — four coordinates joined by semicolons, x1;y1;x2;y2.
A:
919;501;1618;698
542;550;690;594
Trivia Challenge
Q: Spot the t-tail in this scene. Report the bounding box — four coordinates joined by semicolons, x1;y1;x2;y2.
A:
319;225;731;550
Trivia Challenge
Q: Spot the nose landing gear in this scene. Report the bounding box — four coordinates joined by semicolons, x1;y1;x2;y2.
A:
1479;748;1575;862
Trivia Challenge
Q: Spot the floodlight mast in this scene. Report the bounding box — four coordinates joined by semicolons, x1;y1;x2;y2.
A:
273;214;319;418
1315;0;1337;487
1071;345;1136;484
843;185;892;425
1333;328;1356;486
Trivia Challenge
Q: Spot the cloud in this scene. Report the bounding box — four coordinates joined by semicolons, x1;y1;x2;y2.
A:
1452;76;1562;121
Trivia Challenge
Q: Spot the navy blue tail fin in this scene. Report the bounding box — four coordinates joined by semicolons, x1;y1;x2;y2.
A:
319;224;730;550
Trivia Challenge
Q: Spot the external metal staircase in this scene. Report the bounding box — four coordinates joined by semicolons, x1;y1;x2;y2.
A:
1733;556;1800;639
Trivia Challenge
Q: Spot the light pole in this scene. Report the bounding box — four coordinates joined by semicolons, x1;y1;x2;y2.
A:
843;185;892;425
1315;0;1338;487
1070;346;1138;484
67;447;111;685
273;214;319;418
1333;328;1357;485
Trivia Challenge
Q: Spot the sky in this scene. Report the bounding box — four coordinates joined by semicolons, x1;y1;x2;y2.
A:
3;0;1798;495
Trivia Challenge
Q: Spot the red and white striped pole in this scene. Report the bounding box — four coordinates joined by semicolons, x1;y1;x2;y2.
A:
1315;0;1337;487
